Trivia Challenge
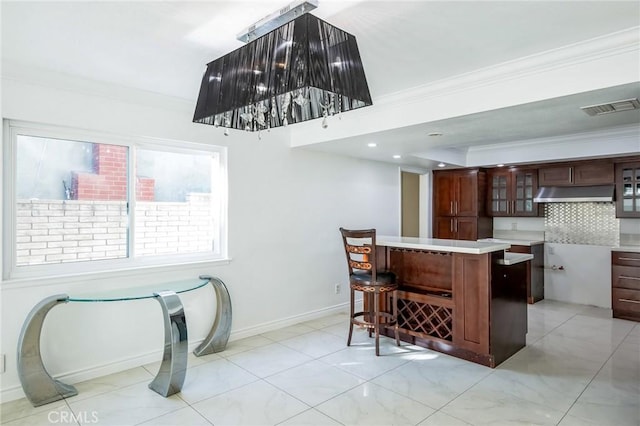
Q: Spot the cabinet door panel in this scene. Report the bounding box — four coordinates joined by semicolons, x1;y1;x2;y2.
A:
453;253;489;353
539;166;572;186
616;162;640;218
456;174;478;216
435;174;455;216
435;217;455;239
513;170;539;216
455;217;478;241
488;171;510;216
574;162;614;185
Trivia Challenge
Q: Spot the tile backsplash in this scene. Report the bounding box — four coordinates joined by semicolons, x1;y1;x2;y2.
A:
494;204;640;246
544;203;618;246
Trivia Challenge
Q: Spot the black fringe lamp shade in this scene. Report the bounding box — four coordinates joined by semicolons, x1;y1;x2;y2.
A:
192;13;372;132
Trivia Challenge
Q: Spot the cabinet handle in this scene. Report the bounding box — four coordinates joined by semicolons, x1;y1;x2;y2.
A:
619;276;640;281
450;201;453;215
569;167;573;183
455;201;458;214
454;218;458;232
619;298;640;304
618;257;640;262
450;219;453;233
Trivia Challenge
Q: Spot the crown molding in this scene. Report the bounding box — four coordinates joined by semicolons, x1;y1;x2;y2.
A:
465;124;640;167
1;60;194;113
467;124;640;154
376;27;640;108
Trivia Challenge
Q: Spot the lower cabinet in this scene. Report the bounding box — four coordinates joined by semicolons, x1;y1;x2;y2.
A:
612;251;640;322
434;216;492;241
508;244;544;304
452;253;490;354
379;247;526;367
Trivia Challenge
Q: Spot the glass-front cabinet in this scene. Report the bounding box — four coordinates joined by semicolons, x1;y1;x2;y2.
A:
616;161;640;218
488;168;539;217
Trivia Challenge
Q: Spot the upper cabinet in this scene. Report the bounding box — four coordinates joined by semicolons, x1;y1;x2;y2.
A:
487;168;540;217
538;161;614;186
616;161;640;218
434;169;480;217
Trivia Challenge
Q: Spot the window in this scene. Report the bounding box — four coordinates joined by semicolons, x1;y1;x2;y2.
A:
3;121;227;280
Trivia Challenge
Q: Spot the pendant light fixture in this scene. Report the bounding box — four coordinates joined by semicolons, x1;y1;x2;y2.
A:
192;1;372;133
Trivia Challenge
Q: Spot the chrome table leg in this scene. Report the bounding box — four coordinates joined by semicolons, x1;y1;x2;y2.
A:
17;295;78;407
148;291;188;397
193;275;232;356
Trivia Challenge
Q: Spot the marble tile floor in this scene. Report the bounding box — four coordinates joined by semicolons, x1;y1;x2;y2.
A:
2;300;638;426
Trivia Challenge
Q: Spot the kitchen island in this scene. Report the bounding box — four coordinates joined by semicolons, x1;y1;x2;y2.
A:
376;236;531;367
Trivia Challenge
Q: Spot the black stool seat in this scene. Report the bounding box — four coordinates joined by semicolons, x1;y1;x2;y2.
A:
350;271;396;285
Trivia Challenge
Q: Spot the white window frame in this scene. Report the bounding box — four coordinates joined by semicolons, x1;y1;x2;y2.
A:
2;120;229;282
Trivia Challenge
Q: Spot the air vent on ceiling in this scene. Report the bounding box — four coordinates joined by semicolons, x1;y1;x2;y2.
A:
581;98;640;116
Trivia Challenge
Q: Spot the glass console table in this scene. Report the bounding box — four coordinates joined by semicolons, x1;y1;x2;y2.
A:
17;275;232;407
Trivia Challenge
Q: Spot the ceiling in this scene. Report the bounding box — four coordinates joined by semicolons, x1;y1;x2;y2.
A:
2;1;639;167
300;82;640;169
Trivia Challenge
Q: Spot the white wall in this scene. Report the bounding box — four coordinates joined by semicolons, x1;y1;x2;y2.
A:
0;76;400;401
494;215;617;308
543;243;612;308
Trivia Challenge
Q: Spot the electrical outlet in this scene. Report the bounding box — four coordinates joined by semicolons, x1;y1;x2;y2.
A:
334;283;341;294
548;246;555;255
0;354;5;374
511;222;517;230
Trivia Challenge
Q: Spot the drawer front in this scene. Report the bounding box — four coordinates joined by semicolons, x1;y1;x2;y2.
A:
612;288;640;314
612;251;640;267
508;245;531;254
612;265;640;290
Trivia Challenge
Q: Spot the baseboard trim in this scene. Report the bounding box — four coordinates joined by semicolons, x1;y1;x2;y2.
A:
227;301;350;341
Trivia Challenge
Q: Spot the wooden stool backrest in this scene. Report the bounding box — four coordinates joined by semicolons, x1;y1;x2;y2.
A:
339;228;377;282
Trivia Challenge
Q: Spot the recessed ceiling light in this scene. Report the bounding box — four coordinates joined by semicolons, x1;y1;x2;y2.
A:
367;143;377;148
393;155;402;159
438;162;446;168
428;132;444;137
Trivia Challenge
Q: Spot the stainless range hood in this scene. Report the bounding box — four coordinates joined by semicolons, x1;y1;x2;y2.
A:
533;185;615;203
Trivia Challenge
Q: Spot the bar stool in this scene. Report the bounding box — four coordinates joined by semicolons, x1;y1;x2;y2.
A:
339;228;400;356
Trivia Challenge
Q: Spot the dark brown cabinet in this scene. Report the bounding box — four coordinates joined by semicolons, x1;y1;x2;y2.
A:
538;161;614;186
433;169;492;241
538;166;572;186
487;168;539;217
435;216;478;240
616;161;640;218
508;244;544;303
434;170;479;217
380;247;526;368
452;253;490;354
612;251;640;322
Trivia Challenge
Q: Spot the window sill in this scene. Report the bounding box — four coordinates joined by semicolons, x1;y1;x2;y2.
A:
1;258;232;290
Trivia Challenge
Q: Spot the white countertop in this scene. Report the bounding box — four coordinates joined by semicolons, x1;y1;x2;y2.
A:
498;252;534;265
478;238;545;246
612;246;640;253
377;236;510;255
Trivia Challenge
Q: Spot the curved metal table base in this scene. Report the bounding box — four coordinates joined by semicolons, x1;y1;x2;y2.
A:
17;276;232;406
17;295;78;407
194;275;232;356
148;291;188;397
